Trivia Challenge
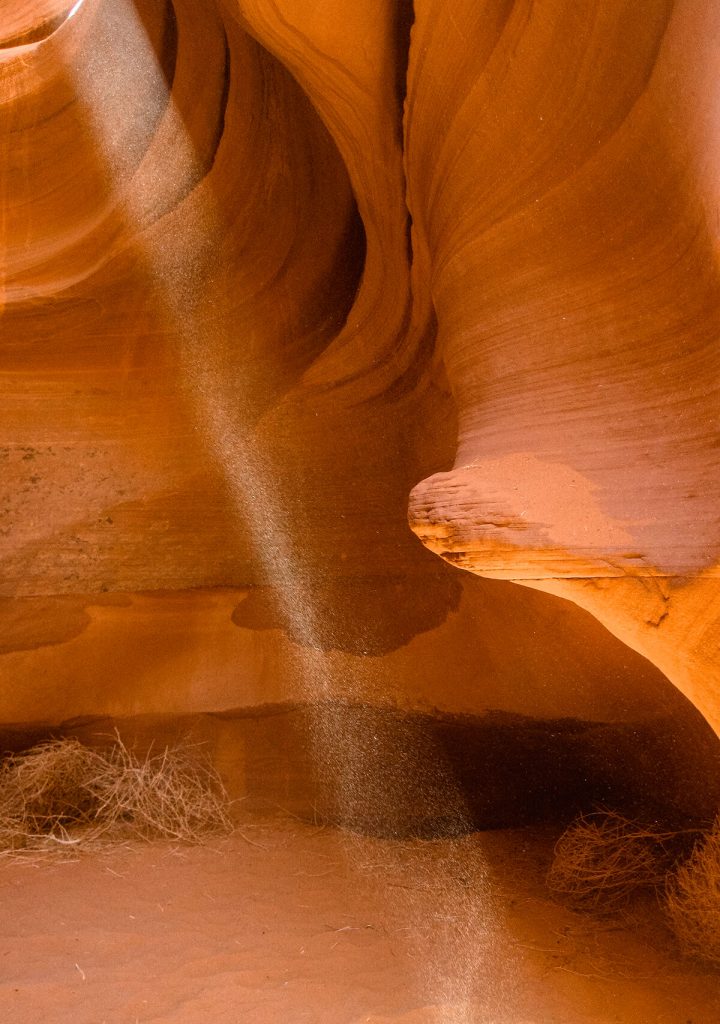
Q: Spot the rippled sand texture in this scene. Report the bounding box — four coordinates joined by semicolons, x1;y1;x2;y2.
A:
2;818;720;1024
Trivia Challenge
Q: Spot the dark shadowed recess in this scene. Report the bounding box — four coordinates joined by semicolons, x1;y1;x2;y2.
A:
392;0;415;137
132;0;225;193
392;0;415;287
231;567;462;655
144;21;368;418
1;700;718;840
0;6;73;48
133;0;178;93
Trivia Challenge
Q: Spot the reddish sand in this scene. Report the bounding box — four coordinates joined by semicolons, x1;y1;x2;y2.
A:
0;815;719;1023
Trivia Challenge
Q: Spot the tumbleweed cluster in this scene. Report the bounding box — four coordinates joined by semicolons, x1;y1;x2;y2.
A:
548;807;720;968
664;818;720;967
0;735;233;856
547;809;687;911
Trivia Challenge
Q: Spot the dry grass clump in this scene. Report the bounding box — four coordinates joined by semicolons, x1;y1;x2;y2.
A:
664;817;720;967
547;810;683;912
0;735;233;857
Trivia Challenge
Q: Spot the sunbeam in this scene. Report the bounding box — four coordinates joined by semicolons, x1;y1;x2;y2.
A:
62;0;328;660
57;2;512;1017
3;1;720;1021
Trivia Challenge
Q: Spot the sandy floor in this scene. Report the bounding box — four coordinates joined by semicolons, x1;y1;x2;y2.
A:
0;815;719;1024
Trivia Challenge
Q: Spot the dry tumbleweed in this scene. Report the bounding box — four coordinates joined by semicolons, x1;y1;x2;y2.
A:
664;817;720;967
547;809;687;912
0;735;233;857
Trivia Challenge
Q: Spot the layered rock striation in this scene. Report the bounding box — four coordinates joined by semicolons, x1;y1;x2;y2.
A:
0;0;718;799
405;0;720;735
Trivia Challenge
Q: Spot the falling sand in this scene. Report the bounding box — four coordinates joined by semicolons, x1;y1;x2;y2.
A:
1;812;719;1024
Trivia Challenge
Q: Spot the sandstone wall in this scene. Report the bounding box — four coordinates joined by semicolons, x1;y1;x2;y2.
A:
1;0;717;783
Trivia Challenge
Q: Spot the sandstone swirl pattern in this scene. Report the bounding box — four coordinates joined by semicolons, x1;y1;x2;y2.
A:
0;1;718;739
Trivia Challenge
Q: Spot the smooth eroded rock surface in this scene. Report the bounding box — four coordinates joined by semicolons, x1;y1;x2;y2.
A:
1;0;718;797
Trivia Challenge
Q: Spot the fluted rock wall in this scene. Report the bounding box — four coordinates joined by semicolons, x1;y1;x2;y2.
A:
405;0;720;735
0;0;717;782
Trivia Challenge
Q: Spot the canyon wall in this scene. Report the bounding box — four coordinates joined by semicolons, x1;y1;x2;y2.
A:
1;0;718;814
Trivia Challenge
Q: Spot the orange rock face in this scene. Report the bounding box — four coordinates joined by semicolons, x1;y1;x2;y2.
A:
406;0;720;735
0;0;718;765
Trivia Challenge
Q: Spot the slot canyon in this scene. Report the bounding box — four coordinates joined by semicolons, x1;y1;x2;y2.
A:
1;0;719;1021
